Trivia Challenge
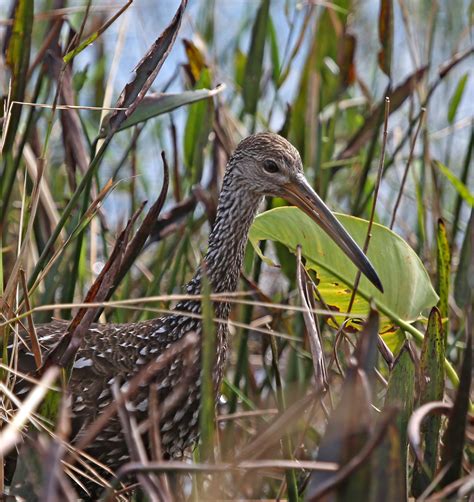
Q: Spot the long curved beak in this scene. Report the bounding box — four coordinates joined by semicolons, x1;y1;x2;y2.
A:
282;174;384;292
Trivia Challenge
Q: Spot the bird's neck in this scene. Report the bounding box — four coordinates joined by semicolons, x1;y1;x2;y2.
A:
204;179;263;295
180;169;263;313
176;168;262;325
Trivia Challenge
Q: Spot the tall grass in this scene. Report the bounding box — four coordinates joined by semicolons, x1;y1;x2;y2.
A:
0;0;472;500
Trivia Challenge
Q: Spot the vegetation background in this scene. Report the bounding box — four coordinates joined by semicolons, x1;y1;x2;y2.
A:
0;0;472;500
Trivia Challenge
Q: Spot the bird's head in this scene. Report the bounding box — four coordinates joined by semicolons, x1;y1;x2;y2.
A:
229;132;384;292
230;132;304;196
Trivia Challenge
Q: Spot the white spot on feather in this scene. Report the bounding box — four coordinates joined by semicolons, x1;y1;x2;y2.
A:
73;357;93;369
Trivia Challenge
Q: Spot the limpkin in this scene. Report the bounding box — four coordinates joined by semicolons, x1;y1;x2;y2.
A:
14;132;382;489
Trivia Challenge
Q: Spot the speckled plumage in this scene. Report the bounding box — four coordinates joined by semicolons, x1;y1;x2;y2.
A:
16;133;304;480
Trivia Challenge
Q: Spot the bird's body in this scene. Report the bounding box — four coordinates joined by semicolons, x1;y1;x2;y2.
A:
17;135;272;474
30;173;259;467
13;133;382;492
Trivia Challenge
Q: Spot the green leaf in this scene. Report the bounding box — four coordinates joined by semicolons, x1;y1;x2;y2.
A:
183;69;214;184
413;163;427;249
369;424;405;502
99;85;224;138
307;367;373;500
199;272;216;463
434;160;474;206
267;16;281;86
242;0;270;116
382;329;406;357
448;73;468;124
412;308;445;496
289;2;351;163
454;208;473;309
72;64;89;93
62;1;133;64
234;49;246;89
249;207;438;332
452;127;473;242
439;333;471;487
354;308;380;380
383;344;415;494
436;219;450;325
4;0;33;152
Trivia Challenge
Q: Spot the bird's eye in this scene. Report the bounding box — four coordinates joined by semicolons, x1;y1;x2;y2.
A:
263;160;279;173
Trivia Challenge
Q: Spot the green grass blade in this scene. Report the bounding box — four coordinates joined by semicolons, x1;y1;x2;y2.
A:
434;160;474;206
3;0;33;152
412;307;445;496
447;73;468;124
454;208;473;309
369;424;405;502
452;127;473;244
383;343;415;497
242;0;270;118
436;219;450;329
183;69;214;184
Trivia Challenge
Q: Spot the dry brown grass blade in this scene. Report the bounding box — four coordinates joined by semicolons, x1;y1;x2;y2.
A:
347;96;390;314
337;67;426;160
107;151;170;298
148;385;162;461
306;407;399;501
235;389;323;461
149;193;197;243
0;366;59;457
43;206;139;368
137;350;204;444
423;474;474;501
2;293;366;327
105;0;188;135
105;459;337;501
112;382;164;502
44;44;103;217
26;17;63;79
39;396;73;502
296;245;327;390
22;142;64;239
26;179;115;300
57;63;91;176
390;107;426;229
108;458;339;491
1;159;44;309
19;269;41;369
63;0;133;64
353;307;380;378
147;384;172;499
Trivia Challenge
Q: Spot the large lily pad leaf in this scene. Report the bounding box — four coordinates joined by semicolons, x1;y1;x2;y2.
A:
249;207;438;331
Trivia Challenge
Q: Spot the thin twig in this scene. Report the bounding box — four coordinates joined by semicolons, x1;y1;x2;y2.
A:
296;245;327;390
346;97;390;314
19;269;42;369
390;107;426;229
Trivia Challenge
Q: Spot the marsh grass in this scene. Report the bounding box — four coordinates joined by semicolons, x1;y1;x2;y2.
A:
0;0;472;500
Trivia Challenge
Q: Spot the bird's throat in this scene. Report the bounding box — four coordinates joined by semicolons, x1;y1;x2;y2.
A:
204;187;264;295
